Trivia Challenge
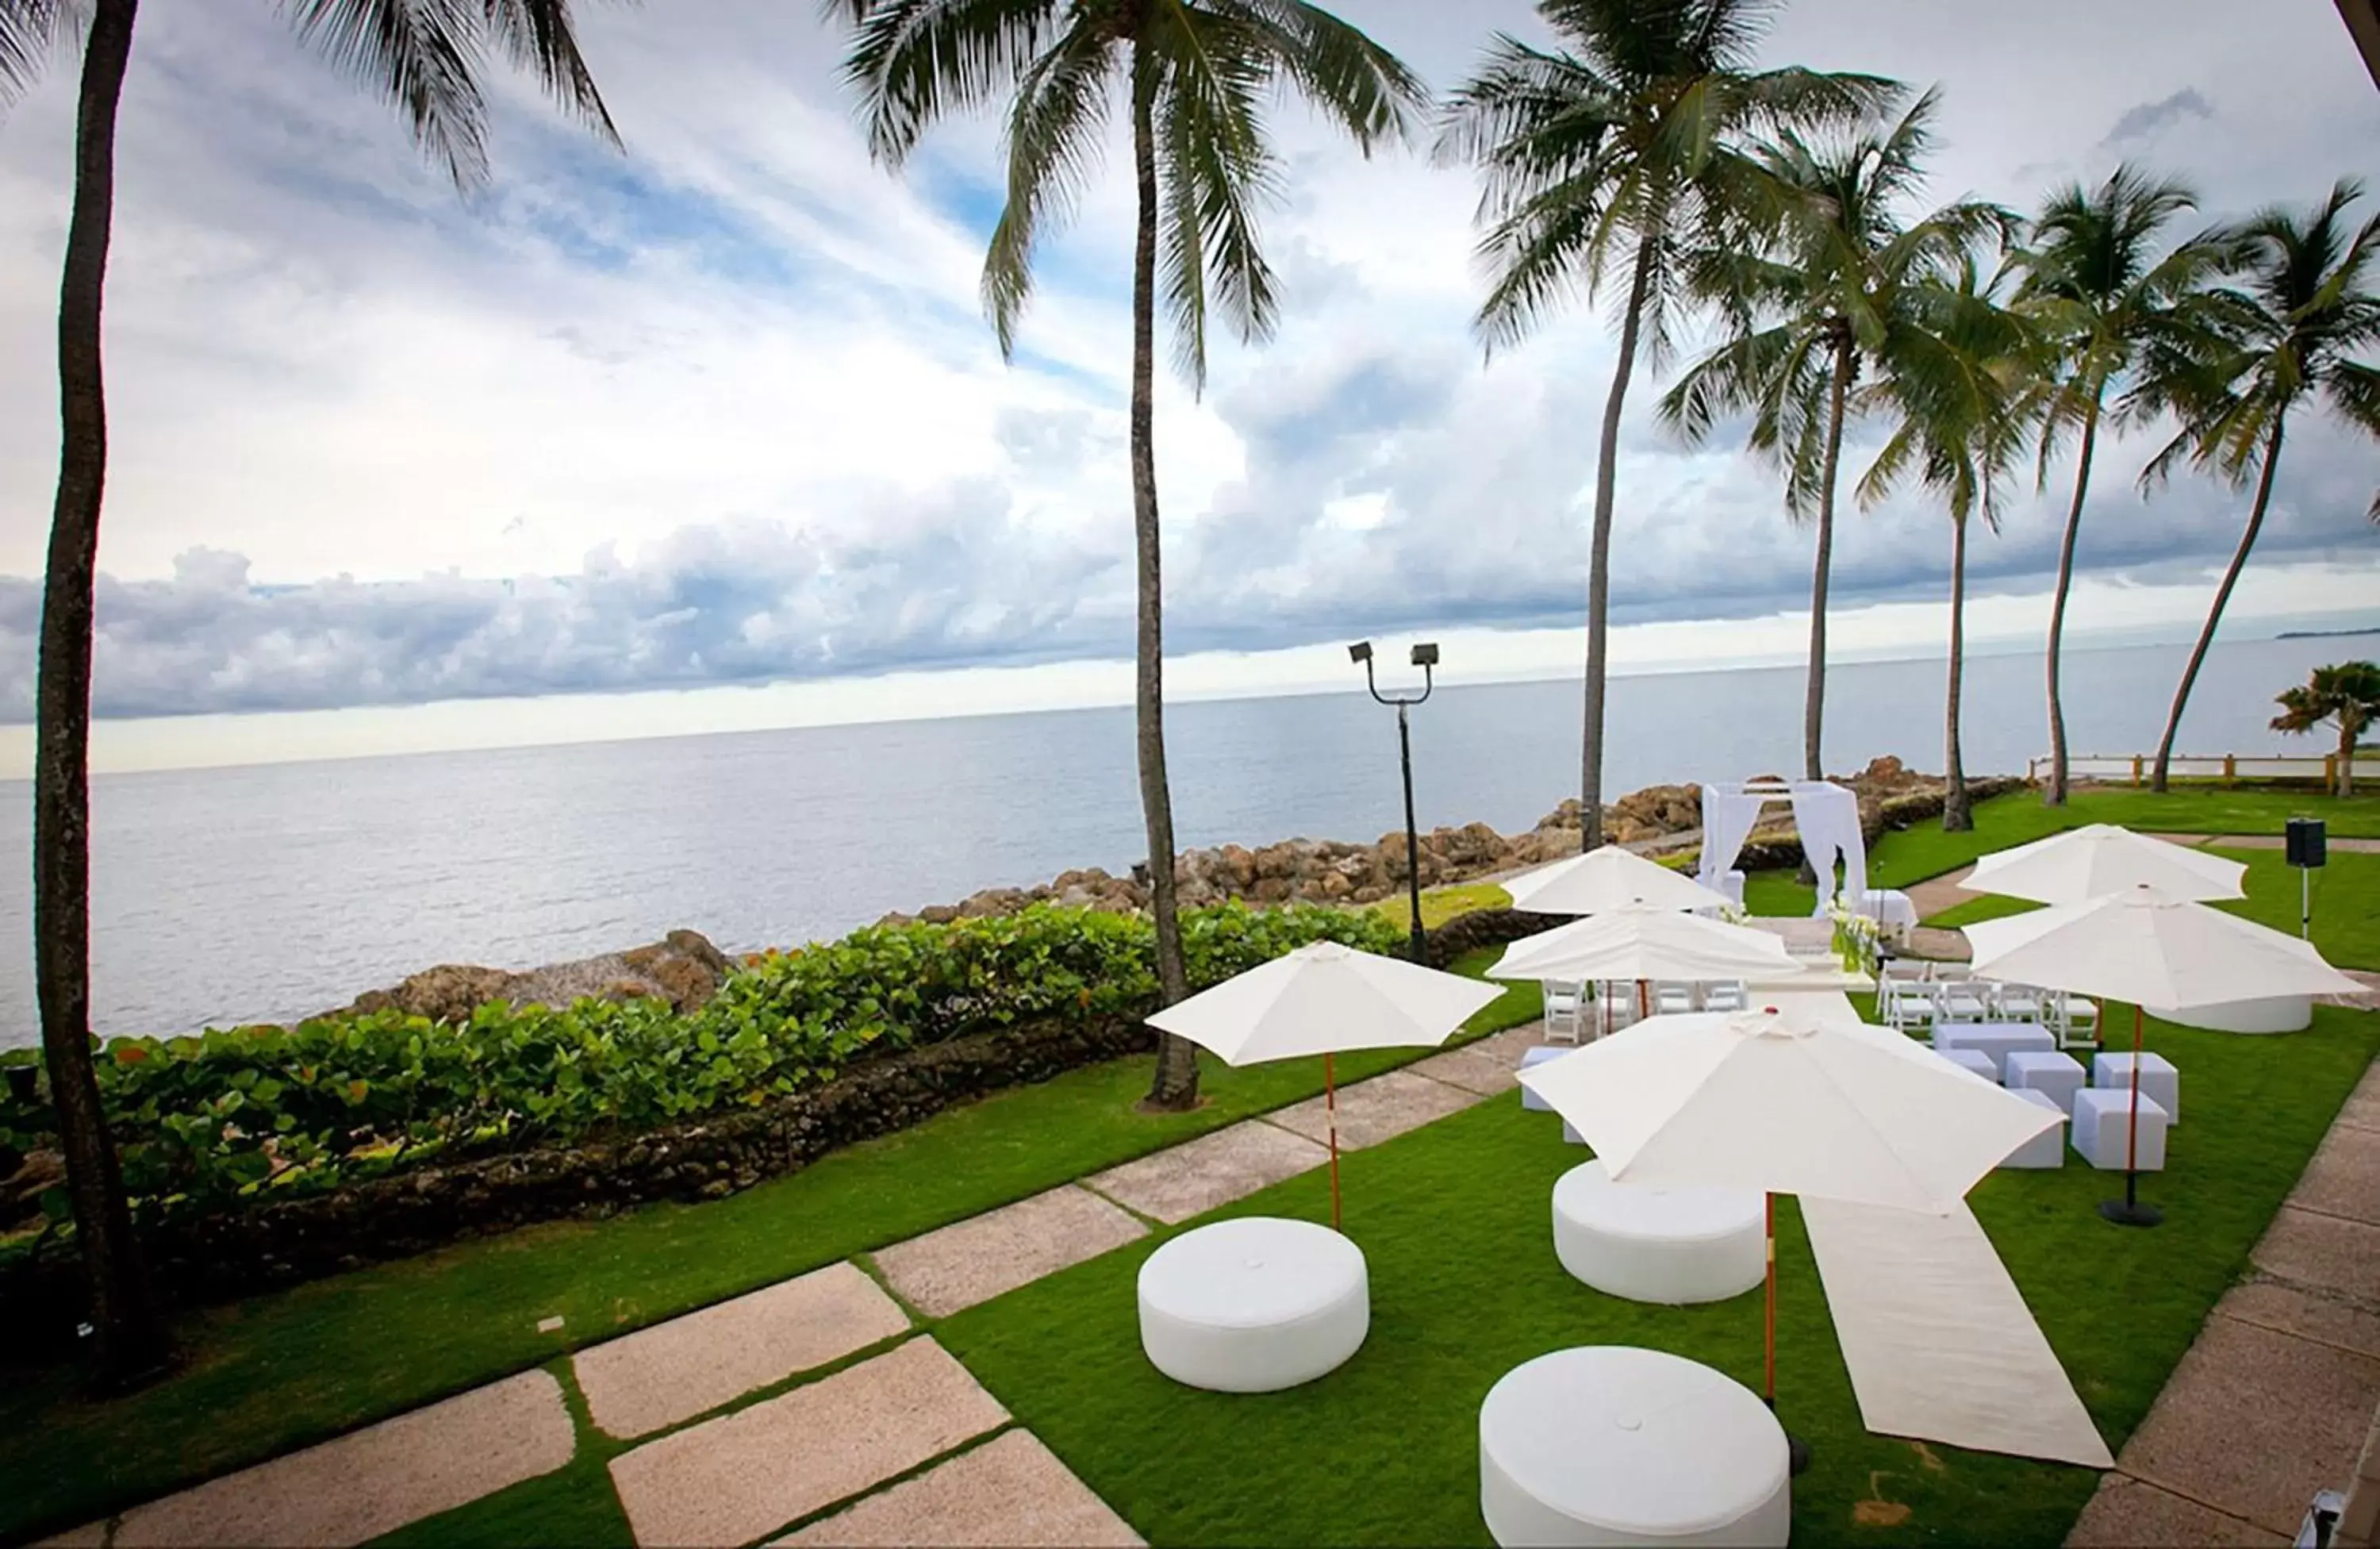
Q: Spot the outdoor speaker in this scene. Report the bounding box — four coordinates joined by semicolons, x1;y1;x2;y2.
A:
2286;817;2328;869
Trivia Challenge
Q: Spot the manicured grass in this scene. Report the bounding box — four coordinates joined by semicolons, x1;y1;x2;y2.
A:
940;1001;2380;1547
0;949;1539;1544
1373;881;1514;931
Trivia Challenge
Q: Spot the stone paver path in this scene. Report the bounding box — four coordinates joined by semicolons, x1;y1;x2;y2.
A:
608;1336;1006;1548
873;1185;1149;1318
1262;1067;1488;1151
574;1262;912;1439
1408;1024;1545;1096
775;1429;1143;1548
2067;1058;2380;1546
112;1370;574;1548
1082;1121;1329;1225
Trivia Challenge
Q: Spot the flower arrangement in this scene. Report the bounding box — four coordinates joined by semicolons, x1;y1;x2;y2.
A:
1825;901;1883;974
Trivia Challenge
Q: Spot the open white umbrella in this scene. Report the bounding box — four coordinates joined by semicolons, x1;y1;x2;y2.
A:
1963;824;2245;905
1967;885;2363;1224
1488;908;1798;986
1503;845;1733;916
1148;940;1499;1229
1518;1004;2059;1457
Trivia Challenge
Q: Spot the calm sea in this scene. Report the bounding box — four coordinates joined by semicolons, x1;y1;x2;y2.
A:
0;633;2363;1042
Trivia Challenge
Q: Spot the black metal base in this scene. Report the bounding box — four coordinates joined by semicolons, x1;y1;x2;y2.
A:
1787;1433;1812;1475
2098;1198;2165;1228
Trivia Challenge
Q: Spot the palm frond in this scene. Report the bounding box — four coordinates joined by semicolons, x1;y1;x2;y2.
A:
282;0;494;186
839;0;1060;165
1;0;79;110
1223;0;1425;152
979;11;1110;358
482;0;619;147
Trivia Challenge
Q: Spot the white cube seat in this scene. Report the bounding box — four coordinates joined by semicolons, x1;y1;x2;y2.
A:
2071;1088;2168;1171
2094;1051;2179;1124
1520;1045;1576;1112
2004;1050;2087;1115
1138;1217;1367;1393
1940;1047;1998;1083
2000;1088;2066;1169
1935;1024;2056;1079
1551;1161;1764;1305
1480;1347;1789;1547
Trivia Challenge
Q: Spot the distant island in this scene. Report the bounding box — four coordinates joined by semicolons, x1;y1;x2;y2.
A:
2277;626;2380;640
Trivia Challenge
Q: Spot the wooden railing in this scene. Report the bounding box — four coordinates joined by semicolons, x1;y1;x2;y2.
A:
2025;752;2379;788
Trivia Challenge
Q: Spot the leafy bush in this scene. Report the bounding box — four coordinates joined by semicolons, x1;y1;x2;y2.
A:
0;903;1398;1228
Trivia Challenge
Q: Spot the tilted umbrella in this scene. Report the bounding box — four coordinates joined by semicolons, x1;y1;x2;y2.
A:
1503;845;1733;916
1966;885;2363;1225
1963;824;2245;905
1489;906;1798;1025
1148;940;1499;1231
1519;1003;2058;1465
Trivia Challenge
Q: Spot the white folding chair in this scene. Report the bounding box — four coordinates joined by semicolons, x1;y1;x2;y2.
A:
1702;980;1748;1013
1653;981;1695;1017
1937;975;1992;1025
2048;991;2101;1051
1994;981;2046;1023
1541;979;1585;1044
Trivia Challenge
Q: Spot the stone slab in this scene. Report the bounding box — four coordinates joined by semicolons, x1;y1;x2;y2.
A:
2064;1474;2288;1547
114;1370;574;1548
2289;1124;2380;1228
574;1261;912;1439
2252;1206;2380;1301
774;1429;1142;1548
30;1523;110;1547
2120;1315;2380;1536
873;1186;1147;1318
2222;1278;2380;1361
608;1336;1007;1548
1262;1068;1487;1152
1082;1121;1327;1224
1408;1024;1545;1096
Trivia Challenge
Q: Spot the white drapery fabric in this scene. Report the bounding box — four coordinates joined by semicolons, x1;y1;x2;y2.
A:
1788;780;1866;917
1694;782;1772;893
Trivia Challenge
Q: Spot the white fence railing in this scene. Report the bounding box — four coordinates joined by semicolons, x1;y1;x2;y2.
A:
2027;752;2380;786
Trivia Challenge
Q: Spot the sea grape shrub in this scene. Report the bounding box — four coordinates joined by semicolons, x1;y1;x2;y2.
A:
3;902;1399;1231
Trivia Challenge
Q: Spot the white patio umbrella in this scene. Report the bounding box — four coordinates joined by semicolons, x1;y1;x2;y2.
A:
1518;1003;2059;1455
1963;823;2246;905
1503;845;1733;915
1148;940;1500;1230
1491;908;1798;1030
1967;885;2363;1225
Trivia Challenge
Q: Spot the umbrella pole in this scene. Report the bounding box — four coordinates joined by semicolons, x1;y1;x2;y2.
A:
2099;1004;2163;1228
1325;1052;1342;1233
1764;1192;1811;1474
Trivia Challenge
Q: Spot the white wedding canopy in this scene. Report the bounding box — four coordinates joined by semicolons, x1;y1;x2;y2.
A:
1503;845;1733;916
1699;779;1868;917
1963;824;2246;906
1487;907;1798;986
1149;940;1499;1228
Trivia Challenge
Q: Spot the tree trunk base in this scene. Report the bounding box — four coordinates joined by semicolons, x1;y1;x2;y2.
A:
1134;1092;1207;1117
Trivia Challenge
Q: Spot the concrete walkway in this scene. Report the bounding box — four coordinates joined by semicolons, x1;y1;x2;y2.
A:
49;1024;1543;1549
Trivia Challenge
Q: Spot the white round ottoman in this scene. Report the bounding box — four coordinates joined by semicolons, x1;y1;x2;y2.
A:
1480;1347;1790;1547
2147;994;2313;1033
1552;1160;1765;1305
1137;1217;1368;1393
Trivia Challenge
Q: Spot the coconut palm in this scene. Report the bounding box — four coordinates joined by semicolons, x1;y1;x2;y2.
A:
1853;259;2034;830
2010;165;2227;807
833;0;1424;1109
1433;0;1892;850
2272;661;2380;798
2;0;620;1389
1659;90;2015;784
2140;178;2380;792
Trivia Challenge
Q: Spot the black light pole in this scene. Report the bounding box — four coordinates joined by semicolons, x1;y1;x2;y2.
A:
1351;640;1438;963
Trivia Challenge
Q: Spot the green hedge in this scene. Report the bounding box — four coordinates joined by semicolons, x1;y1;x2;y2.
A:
0;903;1399;1232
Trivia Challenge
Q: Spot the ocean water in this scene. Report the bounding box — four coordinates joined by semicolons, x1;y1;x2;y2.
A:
0;632;2363;1042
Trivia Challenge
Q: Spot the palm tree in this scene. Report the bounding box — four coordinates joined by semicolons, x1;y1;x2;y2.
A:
1660;90;2014;785
2010;166;2223;807
2272;661;2380;798
1854;259;2033;830
2;0;620;1389
2141;178;2380;792
834;0;1423;1109
1434;0;1892;851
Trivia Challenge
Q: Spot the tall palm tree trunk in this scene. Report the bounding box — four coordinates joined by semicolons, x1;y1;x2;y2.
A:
2340;714;2360;799
2151;417;2286;793
1127;56;1196;1111
1577;236;1656;855
1943;512;1971;832
1804;335;1853;785
36;0;168;1390
2042;396;2099;806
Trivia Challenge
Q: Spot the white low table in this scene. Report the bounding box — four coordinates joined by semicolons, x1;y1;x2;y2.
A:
2072;1088;2168;1171
1858;888;1920;944
2094;1051;2180;1124
1935;1024;2057;1080
1939;1047;1998;1083
1551;1161;1764;1305
2005;1049;2086;1115
2001;1088;2066;1169
1480;1347;1790;1547
2146;995;2313;1034
1137;1217;1367;1393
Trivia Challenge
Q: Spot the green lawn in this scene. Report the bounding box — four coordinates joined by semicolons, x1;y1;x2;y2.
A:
0;953;1540;1543
941;1002;2380;1547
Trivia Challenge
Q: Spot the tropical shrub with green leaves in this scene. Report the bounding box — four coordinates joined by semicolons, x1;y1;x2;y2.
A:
0;903;1397;1233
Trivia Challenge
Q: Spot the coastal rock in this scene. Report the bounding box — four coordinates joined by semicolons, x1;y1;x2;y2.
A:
338;929;733;1024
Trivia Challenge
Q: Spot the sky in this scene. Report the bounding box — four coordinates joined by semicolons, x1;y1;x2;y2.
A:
0;0;2375;776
